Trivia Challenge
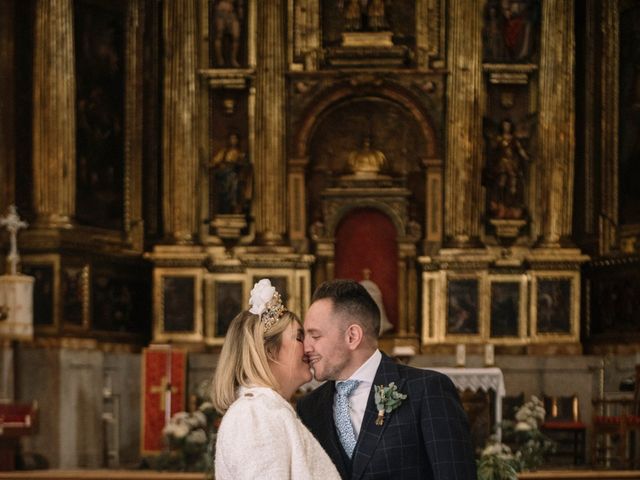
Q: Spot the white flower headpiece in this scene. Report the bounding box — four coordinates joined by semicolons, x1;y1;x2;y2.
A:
249;279;286;333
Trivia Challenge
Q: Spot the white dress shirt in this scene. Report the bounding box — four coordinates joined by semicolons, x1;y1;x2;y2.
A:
334;349;382;438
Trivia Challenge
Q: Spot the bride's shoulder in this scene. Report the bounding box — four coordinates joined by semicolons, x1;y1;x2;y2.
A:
229;387;291;416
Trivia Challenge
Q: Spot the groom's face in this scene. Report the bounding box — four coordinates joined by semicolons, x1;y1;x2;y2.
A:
303;298;351;381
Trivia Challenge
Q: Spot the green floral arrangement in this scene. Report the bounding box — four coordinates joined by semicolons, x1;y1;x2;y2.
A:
477;395;555;480
147;381;219;477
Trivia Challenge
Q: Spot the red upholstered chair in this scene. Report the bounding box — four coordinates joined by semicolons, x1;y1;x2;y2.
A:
591;365;640;469
0;401;39;470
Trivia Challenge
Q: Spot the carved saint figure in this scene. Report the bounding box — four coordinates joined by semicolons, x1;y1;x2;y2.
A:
213;0;243;67
483;0;536;61
339;0;390;32
209;132;252;215
347;136;387;176
359;268;394;334
483;118;531;220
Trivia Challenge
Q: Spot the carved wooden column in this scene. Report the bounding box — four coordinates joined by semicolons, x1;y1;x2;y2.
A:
0;0;15;211
445;0;483;246
162;0;198;244
255;0;286;245
597;0;619;254
538;0;575;246
32;0;75;228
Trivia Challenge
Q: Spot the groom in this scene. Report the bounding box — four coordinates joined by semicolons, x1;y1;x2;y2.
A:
297;279;477;480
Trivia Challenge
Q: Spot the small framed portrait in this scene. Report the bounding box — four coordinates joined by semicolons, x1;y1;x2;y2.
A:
530;272;580;341
61;264;90;330
446;277;481;336
21;254;60;331
204;274;248;345
153;268;203;342
488;275;527;340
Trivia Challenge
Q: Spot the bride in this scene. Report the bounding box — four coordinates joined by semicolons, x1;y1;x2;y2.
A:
211;279;340;479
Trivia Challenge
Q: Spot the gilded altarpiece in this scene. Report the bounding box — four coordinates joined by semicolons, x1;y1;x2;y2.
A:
578;0;640;349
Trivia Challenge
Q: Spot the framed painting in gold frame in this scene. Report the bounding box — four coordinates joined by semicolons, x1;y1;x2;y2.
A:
153;268;203;343
530;271;580;343
21;254;60;334
204;273;248;346
487;274;527;344
444;272;487;342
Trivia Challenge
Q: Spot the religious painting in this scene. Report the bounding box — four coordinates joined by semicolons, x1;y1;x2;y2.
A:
162;276;196;333
61;265;89;328
208;90;251;224
321;0;416;49
535;278;571;334
482;0;540;63
21;263;55;327
74;0;125;230
92;270;150;335
153;269;203;343
619;4;640;225
489;281;521;338
447;278;479;335
209;0;248;68
214;281;244;337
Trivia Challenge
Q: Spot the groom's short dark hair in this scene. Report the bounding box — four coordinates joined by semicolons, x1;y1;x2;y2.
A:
311;279;380;339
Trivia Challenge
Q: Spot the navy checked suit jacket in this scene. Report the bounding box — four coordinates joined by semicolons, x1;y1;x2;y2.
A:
297;353;477;480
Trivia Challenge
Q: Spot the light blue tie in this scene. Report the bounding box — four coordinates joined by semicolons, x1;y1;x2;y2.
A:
334;379;360;458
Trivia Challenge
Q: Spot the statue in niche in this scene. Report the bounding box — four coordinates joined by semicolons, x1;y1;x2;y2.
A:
209;132;252;215
213;0;243;68
339;0;390;32
347;136;387;176
359;268;394;334
483;118;532;220
483;0;537;62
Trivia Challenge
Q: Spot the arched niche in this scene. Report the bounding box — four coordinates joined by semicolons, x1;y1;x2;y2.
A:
287;83;443;256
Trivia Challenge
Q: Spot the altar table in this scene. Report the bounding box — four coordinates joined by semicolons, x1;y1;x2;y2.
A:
427;367;506;441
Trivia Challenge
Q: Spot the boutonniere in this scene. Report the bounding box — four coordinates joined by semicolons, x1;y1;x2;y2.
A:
374;382;407;426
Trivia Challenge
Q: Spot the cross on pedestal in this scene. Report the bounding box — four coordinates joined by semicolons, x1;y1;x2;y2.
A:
0;205;28;275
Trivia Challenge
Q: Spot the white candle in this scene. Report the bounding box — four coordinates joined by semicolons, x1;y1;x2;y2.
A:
484;344;495;366
456;344;466;367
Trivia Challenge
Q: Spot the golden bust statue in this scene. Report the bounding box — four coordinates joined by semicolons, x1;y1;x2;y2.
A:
347;136;387;176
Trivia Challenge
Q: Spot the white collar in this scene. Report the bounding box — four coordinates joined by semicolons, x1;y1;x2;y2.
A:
345;349;381;385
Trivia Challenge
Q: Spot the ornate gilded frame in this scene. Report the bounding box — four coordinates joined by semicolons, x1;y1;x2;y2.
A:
529;271;580;343
21;254;61;335
153;268;204;343
486;274;528;344
204;273;249;346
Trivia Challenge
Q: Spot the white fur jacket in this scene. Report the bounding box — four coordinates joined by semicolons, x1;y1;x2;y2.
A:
215;386;340;480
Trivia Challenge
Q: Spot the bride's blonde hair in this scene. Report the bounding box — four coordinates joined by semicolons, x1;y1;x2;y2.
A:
211;309;300;414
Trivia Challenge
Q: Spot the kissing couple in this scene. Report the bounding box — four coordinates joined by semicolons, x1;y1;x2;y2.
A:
212;278;477;479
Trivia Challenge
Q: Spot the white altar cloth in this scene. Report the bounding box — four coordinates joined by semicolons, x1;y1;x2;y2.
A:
426;367;506;441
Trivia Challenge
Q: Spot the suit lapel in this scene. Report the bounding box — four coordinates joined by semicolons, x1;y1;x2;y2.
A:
351;354;406;480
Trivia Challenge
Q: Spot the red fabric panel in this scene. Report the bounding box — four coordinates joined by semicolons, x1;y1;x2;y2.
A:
334;208;398;328
141;348;187;454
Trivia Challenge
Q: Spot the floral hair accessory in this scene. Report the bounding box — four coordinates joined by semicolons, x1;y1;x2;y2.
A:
374;382;407;426
249;278;286;333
